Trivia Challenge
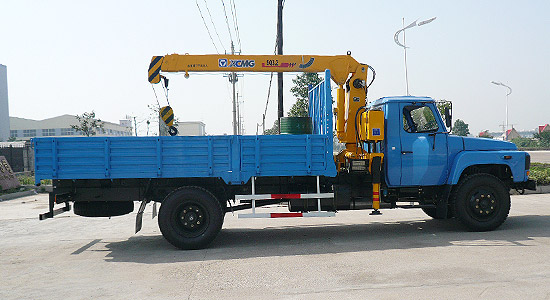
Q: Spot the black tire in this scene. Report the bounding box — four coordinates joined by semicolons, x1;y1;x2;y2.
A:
452;174;510;231
74;201;134;217
158;186;224;250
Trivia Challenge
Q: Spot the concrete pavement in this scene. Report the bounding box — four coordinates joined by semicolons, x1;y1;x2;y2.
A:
1;193;550;299
529;150;550;164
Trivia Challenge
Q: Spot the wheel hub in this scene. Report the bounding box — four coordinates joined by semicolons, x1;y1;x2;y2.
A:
179;205;205;231
470;191;496;217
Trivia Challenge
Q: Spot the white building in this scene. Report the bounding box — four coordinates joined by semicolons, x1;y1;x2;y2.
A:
0;64;9;142
9;115;132;140
499;127;521;141
177;121;206;136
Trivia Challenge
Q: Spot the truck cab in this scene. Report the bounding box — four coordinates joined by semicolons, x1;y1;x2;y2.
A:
374;96;531;190
347;96;535;231
379;96;451;187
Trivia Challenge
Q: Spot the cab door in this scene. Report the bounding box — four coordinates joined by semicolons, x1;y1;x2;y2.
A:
399;103;449;186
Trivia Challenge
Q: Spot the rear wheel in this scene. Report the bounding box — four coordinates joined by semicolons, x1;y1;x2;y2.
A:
452;174;510;231
158;186;224;249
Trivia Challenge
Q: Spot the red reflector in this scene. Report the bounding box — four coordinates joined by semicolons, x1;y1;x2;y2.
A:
373;192;380;195
271;212;303;218
271;194;301;199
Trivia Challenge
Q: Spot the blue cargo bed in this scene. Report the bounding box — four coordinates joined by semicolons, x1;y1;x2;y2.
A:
34;70;337;185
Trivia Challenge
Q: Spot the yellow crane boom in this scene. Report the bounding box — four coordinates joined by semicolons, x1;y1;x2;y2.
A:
148;53;372;147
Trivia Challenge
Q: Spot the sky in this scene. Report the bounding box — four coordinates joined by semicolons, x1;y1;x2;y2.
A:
1;0;549;136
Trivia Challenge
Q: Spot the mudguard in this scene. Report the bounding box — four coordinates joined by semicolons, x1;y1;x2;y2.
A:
447;150;528;185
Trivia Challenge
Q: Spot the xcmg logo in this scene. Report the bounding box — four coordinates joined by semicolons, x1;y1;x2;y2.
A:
218;58;255;68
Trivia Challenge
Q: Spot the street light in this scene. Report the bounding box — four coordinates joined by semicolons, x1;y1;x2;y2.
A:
491;81;512;132
394;17;437;95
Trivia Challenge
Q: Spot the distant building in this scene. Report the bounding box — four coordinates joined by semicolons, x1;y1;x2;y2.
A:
478;130;493;138
501;127;520;141
177;121;206;136
0;64;9;142
119;118;132;129
9;115;132;140
517;130;535;138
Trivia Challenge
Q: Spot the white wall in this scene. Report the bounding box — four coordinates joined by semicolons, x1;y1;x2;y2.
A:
178;122;206;136
9;114;132;140
0;64;9;141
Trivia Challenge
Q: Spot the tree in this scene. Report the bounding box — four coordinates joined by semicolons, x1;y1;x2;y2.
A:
511;137;538;148
263;120;279;135
534;131;550;148
263;72;322;134
436;100;452;128
71;111;104;137
7;136;17;142
452;119;470;136
288;73;322;117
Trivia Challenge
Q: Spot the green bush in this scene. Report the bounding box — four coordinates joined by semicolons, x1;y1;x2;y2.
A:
512;137;540;148
15;174;52;186
16;175;34;185
530;163;550;186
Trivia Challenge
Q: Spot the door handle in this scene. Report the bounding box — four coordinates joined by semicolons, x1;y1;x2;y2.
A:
428;132;438;150
401;151;412;154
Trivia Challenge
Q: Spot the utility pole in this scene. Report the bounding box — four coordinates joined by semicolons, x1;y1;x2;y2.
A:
133;116;138;136
394;17;437;96
491;81;512;132
277;0;283;132
402;18;409;96
230;42;238;135
236;92;242;135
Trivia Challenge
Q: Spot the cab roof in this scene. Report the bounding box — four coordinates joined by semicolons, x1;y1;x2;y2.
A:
369;96;435;107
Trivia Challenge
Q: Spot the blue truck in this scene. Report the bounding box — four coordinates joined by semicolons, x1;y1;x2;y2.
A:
34;54;536;249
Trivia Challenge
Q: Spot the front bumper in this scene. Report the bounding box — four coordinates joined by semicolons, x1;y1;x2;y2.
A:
513;179;537;191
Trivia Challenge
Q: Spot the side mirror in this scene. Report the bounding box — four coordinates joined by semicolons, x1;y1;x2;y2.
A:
445;107;452;130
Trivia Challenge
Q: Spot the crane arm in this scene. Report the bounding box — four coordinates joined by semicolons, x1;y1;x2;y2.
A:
148;54;364;86
148;53;371;146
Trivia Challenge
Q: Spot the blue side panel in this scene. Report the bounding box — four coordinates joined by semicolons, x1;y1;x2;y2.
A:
308;69;333;136
34;135;337;185
446;135;465;172
447;151;528;184
33;71;337;185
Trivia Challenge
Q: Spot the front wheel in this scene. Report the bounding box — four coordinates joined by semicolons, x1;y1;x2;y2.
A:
452;174;510;231
158;186;224;249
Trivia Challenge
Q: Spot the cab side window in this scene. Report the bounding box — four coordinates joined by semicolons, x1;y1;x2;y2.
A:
403;105;439;133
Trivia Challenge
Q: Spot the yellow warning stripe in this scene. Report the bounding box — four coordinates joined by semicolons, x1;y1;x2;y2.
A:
148;56;164;84
159;106;174;127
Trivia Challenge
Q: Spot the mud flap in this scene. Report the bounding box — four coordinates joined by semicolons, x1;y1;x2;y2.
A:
135;199;148;233
152;202;157;219
436;185;452;219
